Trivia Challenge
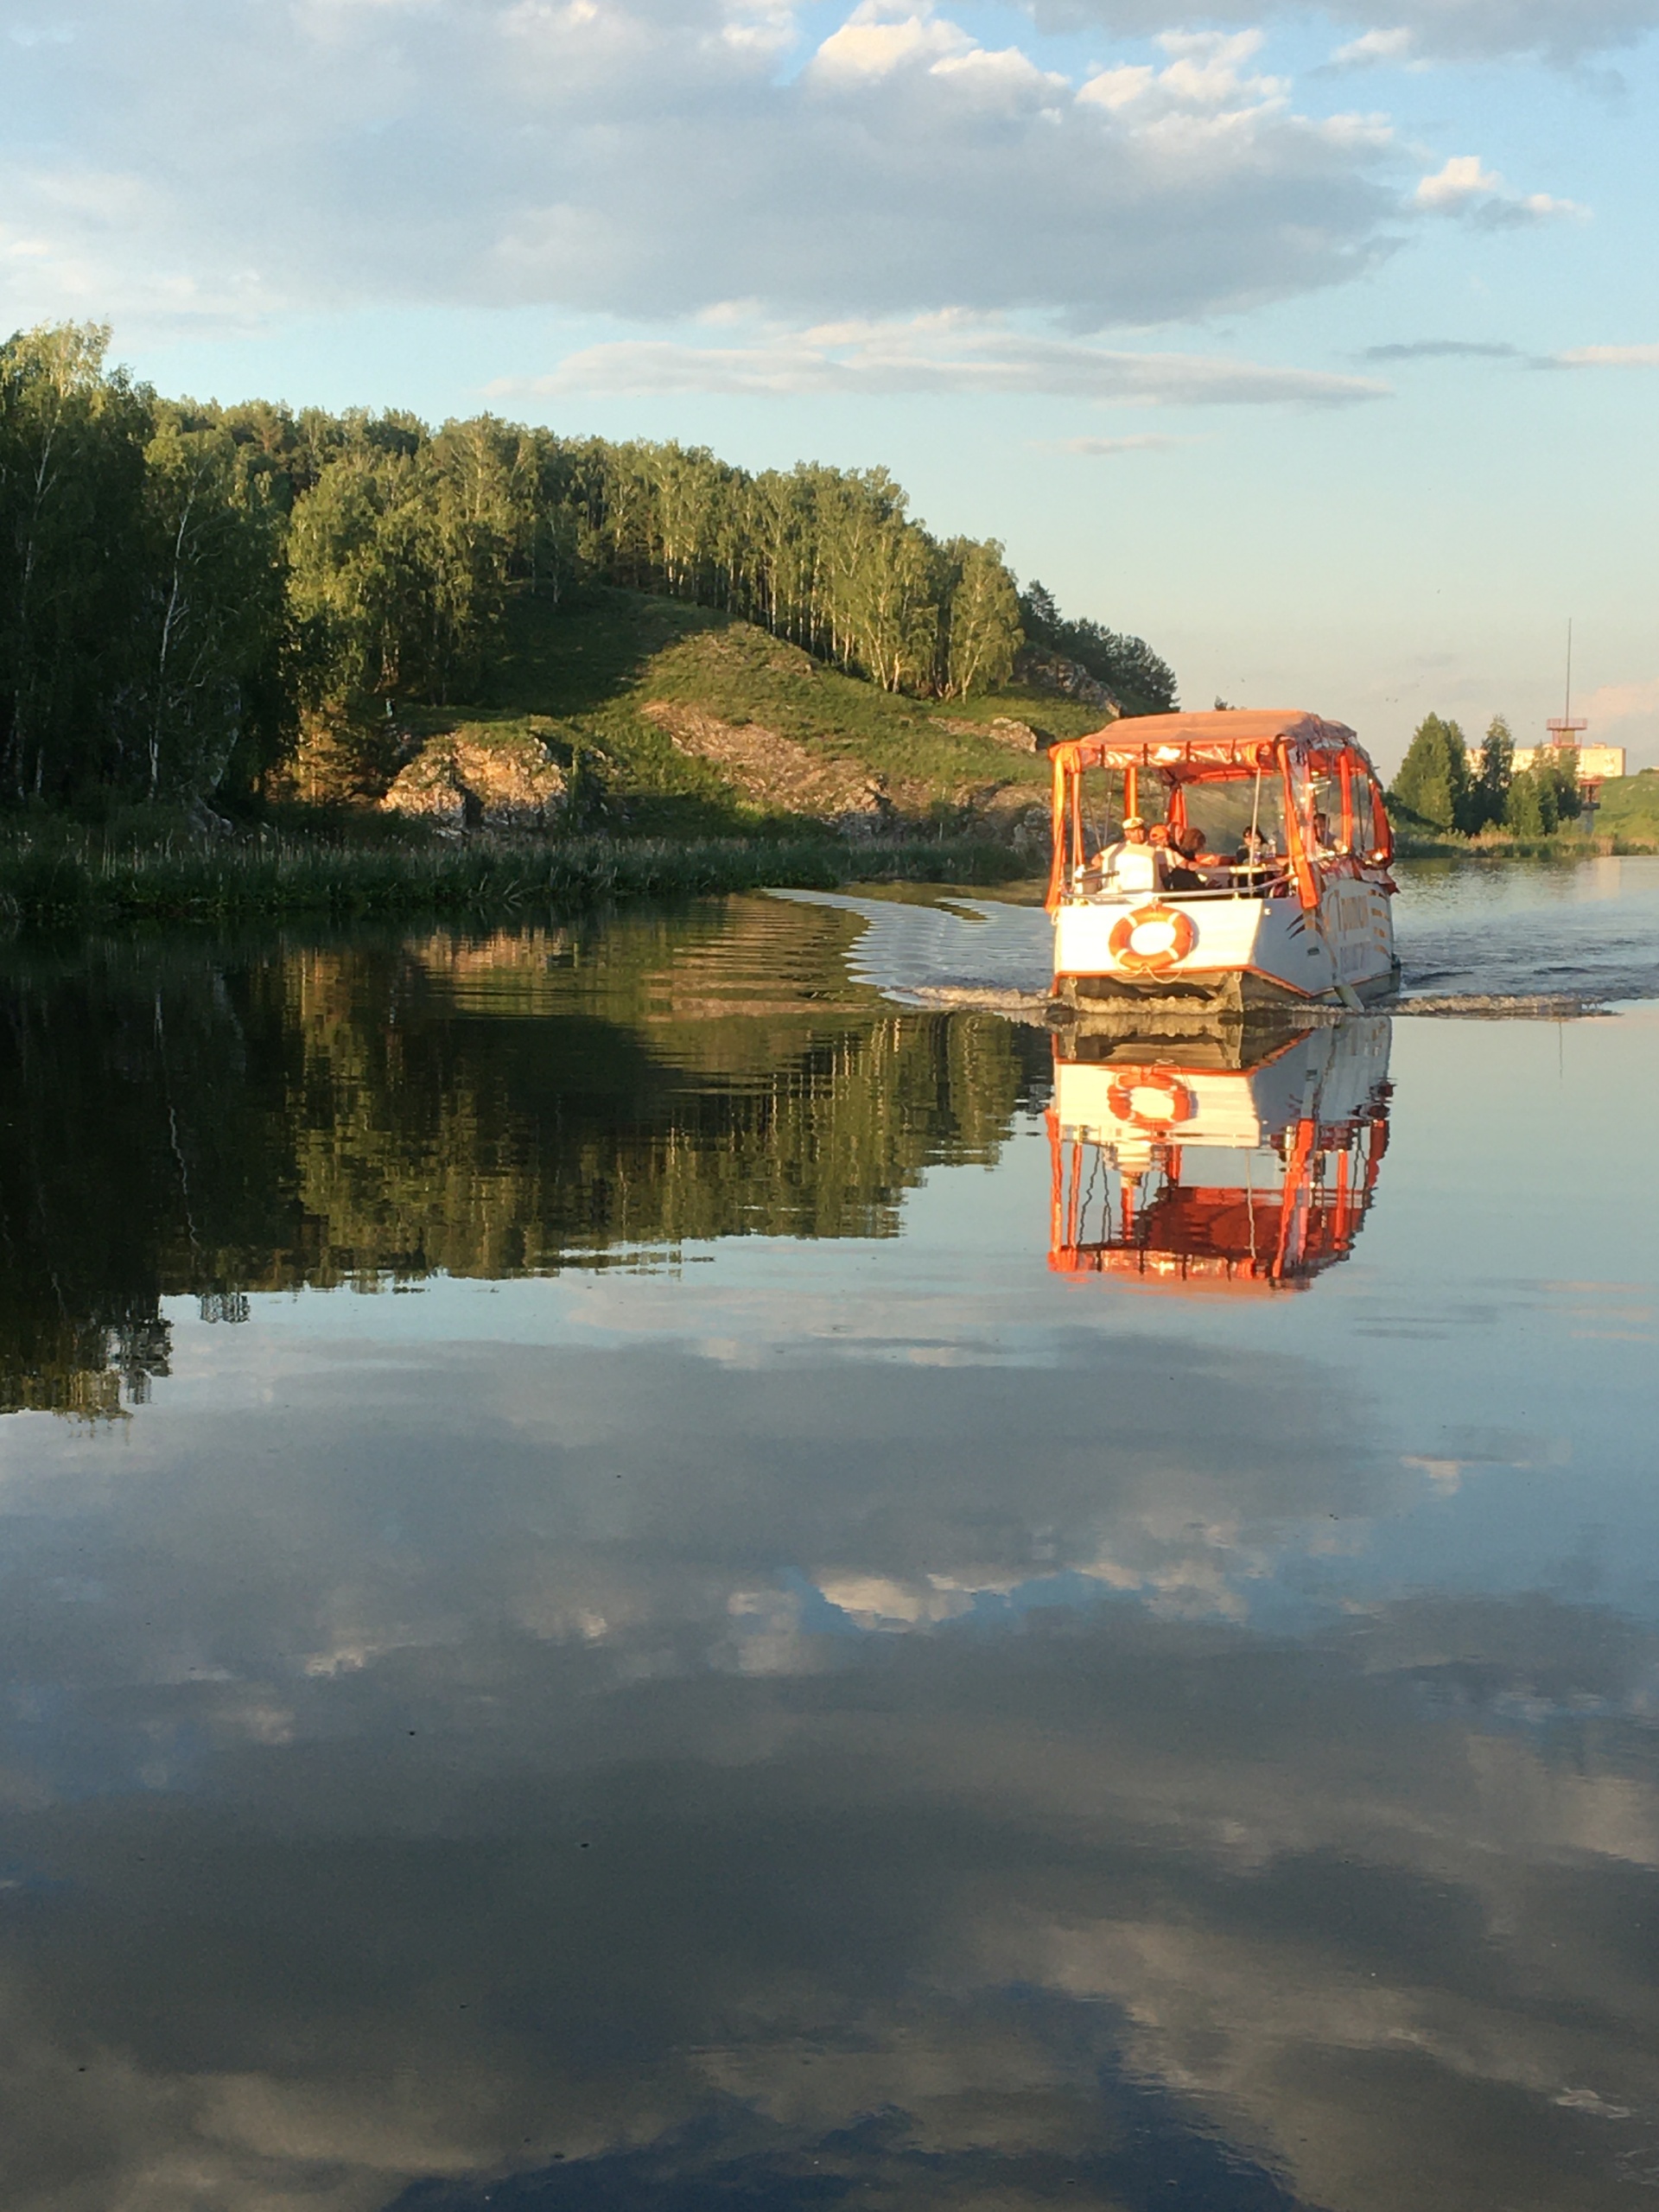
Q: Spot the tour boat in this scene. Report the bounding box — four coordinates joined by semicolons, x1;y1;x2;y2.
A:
1046;711;1399;1014
1047;1019;1392;1294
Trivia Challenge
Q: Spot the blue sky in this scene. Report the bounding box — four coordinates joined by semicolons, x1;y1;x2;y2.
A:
3;0;1655;769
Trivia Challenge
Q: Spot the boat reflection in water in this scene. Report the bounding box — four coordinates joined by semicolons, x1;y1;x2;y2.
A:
1048;1016;1392;1293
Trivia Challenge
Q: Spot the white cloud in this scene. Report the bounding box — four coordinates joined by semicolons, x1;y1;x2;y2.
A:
1414;153;1586;222
0;0;1402;340
1414;152;1501;207
1077;28;1293;118
808;1;973;80
1024;0;1659;63
493;316;1390;404
1328;26;1422;67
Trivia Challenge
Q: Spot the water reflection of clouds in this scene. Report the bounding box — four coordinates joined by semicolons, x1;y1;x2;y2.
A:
3;1491;1657;2209
3;1363;1657;2209
4;881;1659;2209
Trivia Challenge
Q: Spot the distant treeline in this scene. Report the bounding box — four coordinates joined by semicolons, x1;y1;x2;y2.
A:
0;321;1176;813
1389;712;1583;838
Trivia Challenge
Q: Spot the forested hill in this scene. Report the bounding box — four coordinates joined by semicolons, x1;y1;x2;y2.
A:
0;322;1176;816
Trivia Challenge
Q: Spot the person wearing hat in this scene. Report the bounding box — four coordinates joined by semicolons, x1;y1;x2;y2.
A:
1092;815;1159;893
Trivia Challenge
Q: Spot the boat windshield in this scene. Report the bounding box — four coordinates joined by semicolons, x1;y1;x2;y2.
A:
1071;766;1287;855
1176;778;1287;856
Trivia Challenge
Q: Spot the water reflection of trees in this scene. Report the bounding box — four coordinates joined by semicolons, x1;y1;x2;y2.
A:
0;901;1048;1416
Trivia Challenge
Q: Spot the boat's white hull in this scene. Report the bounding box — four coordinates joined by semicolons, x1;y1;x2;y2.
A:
1052;877;1396;1011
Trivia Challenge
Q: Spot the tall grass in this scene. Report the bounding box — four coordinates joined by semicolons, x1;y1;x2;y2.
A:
1393;829;1659;860
0;823;1030;931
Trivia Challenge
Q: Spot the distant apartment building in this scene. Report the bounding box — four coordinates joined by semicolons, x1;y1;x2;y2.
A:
1464;737;1626;782
1512;741;1626;780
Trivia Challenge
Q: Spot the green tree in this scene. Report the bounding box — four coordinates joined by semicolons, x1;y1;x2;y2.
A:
0;322;150;803
1017;582;1177;715
132;405;288;804
1466;714;1514;835
1389;713;1470;832
0;324;1188;806
1535;747;1581;826
1504;769;1548;836
944;538;1022;697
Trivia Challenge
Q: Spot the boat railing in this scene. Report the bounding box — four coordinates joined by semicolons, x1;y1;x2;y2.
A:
1064;863;1294;903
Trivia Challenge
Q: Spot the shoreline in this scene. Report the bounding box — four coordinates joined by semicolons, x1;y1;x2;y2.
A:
0;823;1033;932
1;818;1652;937
1392;830;1659;860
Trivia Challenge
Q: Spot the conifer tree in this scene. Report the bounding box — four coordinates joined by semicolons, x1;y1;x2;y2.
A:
1467;714;1514;835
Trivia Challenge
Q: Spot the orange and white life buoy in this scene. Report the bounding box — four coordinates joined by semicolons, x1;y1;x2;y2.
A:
1106;1070;1197;1130
1108;902;1197;976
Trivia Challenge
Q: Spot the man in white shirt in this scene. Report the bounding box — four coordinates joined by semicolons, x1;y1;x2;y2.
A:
1094;817;1160;893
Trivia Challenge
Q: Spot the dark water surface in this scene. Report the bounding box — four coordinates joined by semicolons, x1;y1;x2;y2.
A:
2;861;1657;2211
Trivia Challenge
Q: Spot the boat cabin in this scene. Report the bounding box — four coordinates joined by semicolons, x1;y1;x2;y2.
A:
1046;711;1398;1013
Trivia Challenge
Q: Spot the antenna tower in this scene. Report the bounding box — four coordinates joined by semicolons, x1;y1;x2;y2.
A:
1547;617;1586;747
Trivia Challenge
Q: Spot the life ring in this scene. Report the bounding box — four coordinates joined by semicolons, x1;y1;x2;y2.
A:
1107;1070;1197;1130
1108;902;1197;976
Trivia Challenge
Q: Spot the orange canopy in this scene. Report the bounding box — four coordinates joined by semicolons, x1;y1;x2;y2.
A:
1049;709;1359;778
1046;707;1390;911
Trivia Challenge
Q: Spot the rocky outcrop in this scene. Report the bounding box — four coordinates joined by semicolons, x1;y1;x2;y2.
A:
1013;647;1120;715
381;729;569;830
933;715;1051;753
641;702;890;827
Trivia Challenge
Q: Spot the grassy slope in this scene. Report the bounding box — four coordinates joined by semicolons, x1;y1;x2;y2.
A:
1591;772;1659;842
0;589;1106;926
407;588;1108;832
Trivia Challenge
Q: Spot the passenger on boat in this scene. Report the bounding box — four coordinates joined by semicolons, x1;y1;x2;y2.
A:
1233;826;1278;891
1094;817;1160;893
1163;823;1207;893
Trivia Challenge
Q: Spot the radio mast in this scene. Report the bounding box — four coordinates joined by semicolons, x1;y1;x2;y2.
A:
1547;618;1586;747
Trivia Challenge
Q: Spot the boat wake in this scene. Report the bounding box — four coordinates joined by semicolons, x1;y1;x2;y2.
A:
768;883;1649;1023
766;889;1052;1004
1389;991;1610;1020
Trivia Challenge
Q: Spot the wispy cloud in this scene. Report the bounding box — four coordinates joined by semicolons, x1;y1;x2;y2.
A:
1582;677;1659;726
1326;26;1423;70
1364;337;1659;373
1412;153;1586;224
493;319;1390;406
1022;1;1659;66
1554;343;1659;367
1360;339;1523;361
1053;432;1201;452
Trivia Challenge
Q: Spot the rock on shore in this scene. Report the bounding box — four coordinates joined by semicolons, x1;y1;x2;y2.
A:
382;728;569;829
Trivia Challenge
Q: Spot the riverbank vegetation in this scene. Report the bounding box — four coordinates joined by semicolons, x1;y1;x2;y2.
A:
1388;711;1658;855
0;320;1173;829
0;817;1030;931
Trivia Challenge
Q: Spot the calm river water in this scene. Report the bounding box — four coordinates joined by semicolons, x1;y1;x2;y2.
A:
2;858;1657;2211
